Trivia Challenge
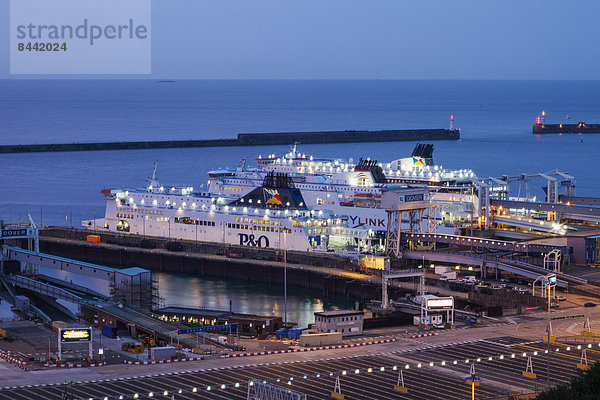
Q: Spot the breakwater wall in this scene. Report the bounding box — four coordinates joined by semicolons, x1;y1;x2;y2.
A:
0;129;460;154
532;123;600;134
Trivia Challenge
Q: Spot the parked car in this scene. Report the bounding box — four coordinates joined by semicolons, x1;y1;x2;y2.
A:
553;295;566;302
584;302;597;308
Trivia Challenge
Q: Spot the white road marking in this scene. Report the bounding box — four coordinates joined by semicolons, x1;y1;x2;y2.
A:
565;322;580;334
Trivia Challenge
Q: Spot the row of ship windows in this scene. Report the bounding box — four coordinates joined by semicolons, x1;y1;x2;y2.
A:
135;195;196;199
174;217;216;226
235;217;283;226
317;200;336;205
308;228;328;235
117;206;165;216
226;223;291;233
220;181;374;195
118;213;171;222
145;216;170;222
355;201;380;207
312;193;353;199
333;229;364;236
218;186;373;199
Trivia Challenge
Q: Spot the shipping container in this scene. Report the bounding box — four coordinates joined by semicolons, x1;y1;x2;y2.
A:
286;327;307;340
149;346;176;361
275;328;288;339
101;325;118;338
86;235;101;243
299;332;342;347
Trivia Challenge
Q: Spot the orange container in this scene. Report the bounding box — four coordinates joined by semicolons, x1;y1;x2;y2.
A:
86;235;101;243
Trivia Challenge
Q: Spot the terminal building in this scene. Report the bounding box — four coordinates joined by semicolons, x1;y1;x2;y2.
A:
314;310;364;337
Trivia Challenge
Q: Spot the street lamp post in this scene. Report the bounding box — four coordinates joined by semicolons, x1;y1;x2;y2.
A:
547;282;551;390
284;230;287;329
546;273;556;390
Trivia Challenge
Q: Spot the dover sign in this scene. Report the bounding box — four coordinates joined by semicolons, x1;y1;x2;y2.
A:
0;228;33;239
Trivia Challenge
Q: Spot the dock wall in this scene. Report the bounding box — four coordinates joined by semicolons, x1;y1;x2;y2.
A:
37;228;399;302
0;129;459;154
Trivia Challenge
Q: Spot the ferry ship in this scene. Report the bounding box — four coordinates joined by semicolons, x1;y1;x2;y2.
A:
84;169;375;254
207;144;479;232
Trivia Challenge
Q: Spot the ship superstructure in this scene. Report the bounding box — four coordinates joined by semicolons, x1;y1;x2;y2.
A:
207;144;479;232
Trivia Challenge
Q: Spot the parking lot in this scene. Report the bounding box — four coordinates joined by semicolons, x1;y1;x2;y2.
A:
1;336;598;400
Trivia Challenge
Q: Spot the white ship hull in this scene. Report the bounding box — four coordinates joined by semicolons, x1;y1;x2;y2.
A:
86;202;314;252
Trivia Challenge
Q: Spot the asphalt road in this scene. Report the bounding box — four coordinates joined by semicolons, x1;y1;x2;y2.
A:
1;336;598;400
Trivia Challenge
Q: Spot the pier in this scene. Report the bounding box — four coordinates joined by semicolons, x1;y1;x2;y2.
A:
0;128;459;154
532;122;600;134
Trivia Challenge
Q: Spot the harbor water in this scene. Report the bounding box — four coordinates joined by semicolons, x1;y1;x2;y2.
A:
1;79;599;320
157;272;350;328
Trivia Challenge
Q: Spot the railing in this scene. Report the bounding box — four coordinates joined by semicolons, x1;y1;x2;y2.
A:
4;275;82;303
405;249;587;286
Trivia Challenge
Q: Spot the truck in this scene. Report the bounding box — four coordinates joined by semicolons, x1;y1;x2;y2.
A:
434;266;450;275
440;271;457;280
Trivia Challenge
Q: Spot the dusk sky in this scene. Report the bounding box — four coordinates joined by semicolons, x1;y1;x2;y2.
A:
1;0;599;79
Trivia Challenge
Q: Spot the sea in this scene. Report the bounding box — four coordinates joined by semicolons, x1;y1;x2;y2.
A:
1;79;599;325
